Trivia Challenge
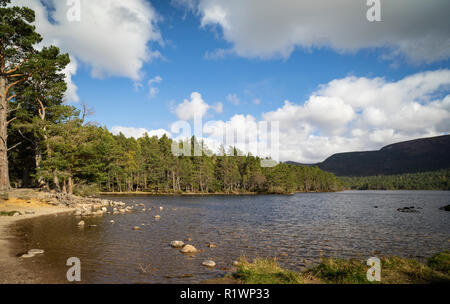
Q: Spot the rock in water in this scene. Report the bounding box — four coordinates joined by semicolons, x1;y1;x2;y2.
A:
202;260;216;268
180;244;198;254
206;243;217;248
28;249;44;255
232;261;240;267
170;241;184;248
133;226;141;231
77;220;85;227
397;207;419;213
159;206;164;211
154;215;161;220
21;253;35;258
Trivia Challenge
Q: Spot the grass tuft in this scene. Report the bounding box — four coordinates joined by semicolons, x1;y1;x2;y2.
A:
234;258;304;284
427;251;450;273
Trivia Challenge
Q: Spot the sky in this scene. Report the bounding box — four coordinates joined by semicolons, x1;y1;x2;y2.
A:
14;0;450;163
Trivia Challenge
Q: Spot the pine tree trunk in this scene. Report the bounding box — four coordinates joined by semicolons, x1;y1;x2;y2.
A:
68;176;73;195
0;76;10;191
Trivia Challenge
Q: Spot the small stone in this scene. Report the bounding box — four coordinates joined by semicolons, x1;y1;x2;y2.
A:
133;226;141;231
110;220;115;223
180;244;198;254
77;220;85;227
12;212;20;217
232;261;240;267
28;249;44;255
159;206;164;211
154;215;161;220
202;260;216;268
206;243;217;248
170;241;185;248
186;237;193;242
21;253;35;258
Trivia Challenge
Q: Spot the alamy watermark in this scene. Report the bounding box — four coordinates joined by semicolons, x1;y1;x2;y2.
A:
366;257;381;282
66;257;81;282
67;0;81;22
366;0;382;22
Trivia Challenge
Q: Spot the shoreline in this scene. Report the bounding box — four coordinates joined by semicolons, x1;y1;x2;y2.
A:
0;189;122;284
0;200;75;284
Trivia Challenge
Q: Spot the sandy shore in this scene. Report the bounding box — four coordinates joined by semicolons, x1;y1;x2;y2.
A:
0;197;74;284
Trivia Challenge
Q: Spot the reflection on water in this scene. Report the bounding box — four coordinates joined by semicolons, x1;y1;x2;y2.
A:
10;191;450;283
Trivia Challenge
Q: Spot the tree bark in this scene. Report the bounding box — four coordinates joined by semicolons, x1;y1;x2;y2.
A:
68;175;73;195
0;76;10;191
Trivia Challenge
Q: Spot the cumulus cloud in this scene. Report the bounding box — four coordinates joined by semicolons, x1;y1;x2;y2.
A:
110;126;171;139
16;0;162;102
175;92;222;120
262;69;450;162
183;0;450;63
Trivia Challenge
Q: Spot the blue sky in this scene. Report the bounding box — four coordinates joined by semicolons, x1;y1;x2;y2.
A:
22;0;450;162
73;0;448;129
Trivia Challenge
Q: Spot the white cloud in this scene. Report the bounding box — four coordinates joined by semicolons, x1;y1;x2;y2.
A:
16;0;163;102
148;76;163;98
262;69;450;162
175;92;222;120
211;102;223;113
226;93;240;105
110;126;171;139
185;0;450;63
62;57;79;103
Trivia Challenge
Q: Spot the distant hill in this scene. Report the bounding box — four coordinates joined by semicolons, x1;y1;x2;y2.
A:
287;135;450;176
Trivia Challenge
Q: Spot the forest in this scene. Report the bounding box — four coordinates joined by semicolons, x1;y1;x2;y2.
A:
0;1;342;196
341;170;450;191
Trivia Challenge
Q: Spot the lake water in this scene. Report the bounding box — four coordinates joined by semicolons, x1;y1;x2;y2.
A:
9;191;450;283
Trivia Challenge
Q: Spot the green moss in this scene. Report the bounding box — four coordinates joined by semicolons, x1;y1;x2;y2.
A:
234;258;304;284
